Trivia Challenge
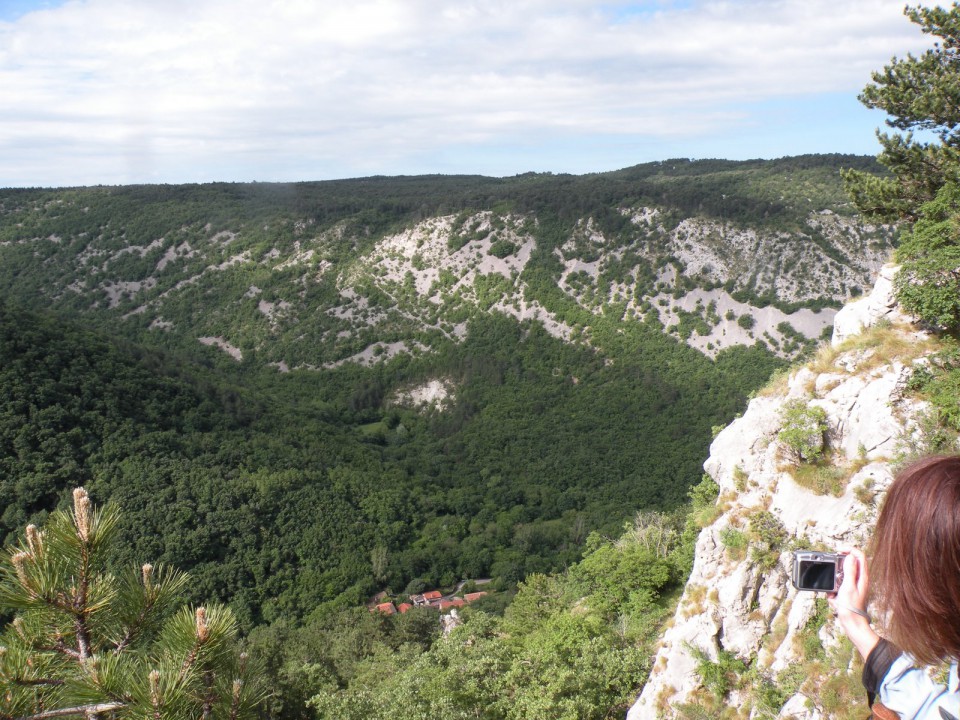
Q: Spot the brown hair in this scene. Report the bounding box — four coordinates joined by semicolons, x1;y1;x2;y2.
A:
871;455;960;665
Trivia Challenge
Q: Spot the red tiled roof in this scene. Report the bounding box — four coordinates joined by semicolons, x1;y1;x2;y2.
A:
422;590;443;601
374;602;397;615
397;603;413;614
464;592;488;603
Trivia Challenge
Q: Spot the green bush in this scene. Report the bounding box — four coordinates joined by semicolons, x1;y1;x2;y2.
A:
748;510;787;569
777;399;827;463
689;645;747;700
489;239;517;258
792;461;848;496
895;183;960;331
719;526;748;560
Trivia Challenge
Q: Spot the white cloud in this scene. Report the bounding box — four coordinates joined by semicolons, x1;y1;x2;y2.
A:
0;0;934;186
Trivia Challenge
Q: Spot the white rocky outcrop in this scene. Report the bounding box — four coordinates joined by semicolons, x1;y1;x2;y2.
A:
392;378;455;412
627;266;937;719
830;264;909;345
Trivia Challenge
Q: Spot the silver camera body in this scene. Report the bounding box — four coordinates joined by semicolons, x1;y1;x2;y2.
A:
792;551;843;592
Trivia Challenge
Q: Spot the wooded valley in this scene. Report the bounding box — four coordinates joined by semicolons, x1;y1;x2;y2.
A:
0;154;894;718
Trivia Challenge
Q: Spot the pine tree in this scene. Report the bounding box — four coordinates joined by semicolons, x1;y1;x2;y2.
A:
843;4;960;222
0;488;264;720
844;3;960;330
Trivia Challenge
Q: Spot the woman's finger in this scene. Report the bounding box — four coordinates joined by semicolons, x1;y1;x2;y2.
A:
846;548;869;593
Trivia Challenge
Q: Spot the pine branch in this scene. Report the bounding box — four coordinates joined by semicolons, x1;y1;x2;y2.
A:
36;640;80;661
0;494;263;720
201;670;215;720
112;620;142;655
11;679;64;687
177;607;210;683
71;490;93;662
72;614;90;662
178;643;201;684
148;669;162;720
114;565;188;656
13;703;123;720
112;570;156;654
229;679;242;720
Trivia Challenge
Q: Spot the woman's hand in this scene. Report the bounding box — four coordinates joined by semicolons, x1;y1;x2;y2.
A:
830;548;870;615
827;547;880;660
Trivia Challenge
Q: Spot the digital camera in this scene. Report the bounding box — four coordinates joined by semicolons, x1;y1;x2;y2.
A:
791;551;844;592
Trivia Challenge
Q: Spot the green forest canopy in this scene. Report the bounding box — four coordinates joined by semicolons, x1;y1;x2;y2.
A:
0;294;781;628
0;152;891;718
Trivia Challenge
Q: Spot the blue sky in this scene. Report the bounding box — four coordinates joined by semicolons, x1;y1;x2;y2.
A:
0;0;59;21
0;0;933;187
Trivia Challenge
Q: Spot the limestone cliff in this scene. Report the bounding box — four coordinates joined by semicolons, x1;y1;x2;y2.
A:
627;265;937;719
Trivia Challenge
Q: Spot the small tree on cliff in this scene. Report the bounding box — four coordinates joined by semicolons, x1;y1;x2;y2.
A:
777;399;828;464
843;3;960;331
0;488;264;720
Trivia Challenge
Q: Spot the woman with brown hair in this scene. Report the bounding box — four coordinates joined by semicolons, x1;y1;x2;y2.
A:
831;455;960;719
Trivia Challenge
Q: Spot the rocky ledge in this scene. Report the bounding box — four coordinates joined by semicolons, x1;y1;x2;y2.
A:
628;264;933;719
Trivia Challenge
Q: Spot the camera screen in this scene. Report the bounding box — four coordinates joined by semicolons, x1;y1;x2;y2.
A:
798;560;836;591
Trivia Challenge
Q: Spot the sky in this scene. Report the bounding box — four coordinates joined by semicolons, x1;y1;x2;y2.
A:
0;0;936;187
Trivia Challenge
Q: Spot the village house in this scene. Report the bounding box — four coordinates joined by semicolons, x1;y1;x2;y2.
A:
372;588;490;615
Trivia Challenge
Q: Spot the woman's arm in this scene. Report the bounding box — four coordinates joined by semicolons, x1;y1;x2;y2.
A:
827;549;958;718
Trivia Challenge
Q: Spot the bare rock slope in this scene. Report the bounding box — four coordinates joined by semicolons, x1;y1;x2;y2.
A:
628;265;936;719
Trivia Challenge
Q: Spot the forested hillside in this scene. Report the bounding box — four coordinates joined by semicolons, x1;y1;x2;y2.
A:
0;154;896;717
0;155;892;618
0;298;778;627
0;155;890;366
0;157;892;611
